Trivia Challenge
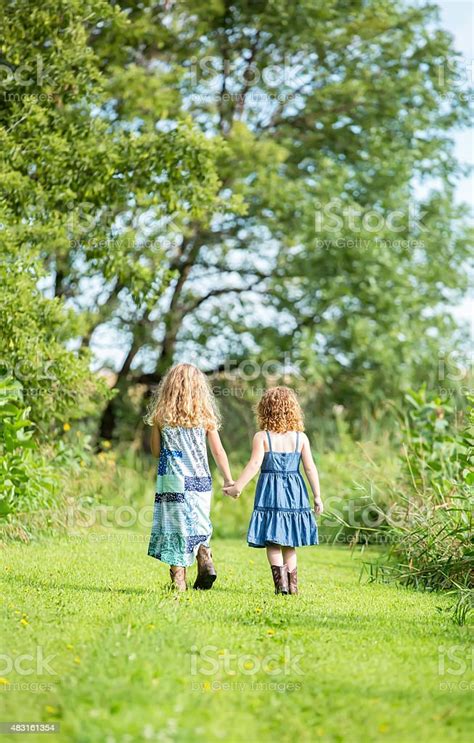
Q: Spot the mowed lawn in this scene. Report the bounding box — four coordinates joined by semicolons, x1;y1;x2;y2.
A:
1;534;472;743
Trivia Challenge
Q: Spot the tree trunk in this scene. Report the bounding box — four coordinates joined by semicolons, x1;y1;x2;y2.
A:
97;341;140;445
98;396;117;443
97;234;202;444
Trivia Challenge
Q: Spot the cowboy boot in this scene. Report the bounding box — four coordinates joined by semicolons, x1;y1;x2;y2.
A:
193;544;217;590
170;566;187;591
271;565;289;595
288;567;298;595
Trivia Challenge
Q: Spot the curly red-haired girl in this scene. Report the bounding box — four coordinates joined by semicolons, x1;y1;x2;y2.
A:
224;386;323;595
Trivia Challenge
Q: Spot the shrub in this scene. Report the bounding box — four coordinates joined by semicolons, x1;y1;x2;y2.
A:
0;376;60;524
363;389;473;623
0;252;109;434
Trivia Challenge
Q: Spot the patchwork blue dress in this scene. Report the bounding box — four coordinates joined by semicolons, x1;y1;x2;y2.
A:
148;426;212;567
247;431;318;548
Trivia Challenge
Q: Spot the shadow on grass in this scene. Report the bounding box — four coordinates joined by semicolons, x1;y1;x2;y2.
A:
1;573;152;596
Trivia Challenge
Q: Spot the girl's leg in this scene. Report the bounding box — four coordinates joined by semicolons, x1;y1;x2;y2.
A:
266;543;289;594
170;565;187;591
282;547;297;572
266;543;283;566
194;544;216;590
282;548;298;595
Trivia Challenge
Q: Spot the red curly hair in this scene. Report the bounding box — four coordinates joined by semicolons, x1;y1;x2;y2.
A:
256;386;304;433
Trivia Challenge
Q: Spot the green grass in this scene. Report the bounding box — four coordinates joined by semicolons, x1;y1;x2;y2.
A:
0;534;472;743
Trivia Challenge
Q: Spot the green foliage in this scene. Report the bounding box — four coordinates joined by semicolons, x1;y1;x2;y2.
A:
0;376;60;519
1;0;469;440
400;387;472;497
360;390;473;622
96;0;471;421
0;253;108;431
387;392;473;589
0;0;228;468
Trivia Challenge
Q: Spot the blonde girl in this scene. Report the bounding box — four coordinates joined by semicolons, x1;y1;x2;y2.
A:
224;387;323;595
147;363;233;591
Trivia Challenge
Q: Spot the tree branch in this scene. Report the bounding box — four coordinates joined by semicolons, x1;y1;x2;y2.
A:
182;280;266;314
80;277;125;348
194;259;273;282
234;30;262;119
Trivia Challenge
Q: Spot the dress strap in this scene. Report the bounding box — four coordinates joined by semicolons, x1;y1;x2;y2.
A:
266;430;273;451
295;431;300;452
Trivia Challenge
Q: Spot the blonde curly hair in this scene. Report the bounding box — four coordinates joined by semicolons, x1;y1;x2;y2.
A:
257;386;304;433
145;363;221;430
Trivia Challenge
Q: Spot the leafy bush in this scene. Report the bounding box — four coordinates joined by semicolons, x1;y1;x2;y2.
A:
0;253;109;434
400;388;469;496
387;392;472;586
363;389;473;623
0;380;133;540
0;376;60;524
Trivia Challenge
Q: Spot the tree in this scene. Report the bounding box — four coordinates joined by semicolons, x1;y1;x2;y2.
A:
4;1;471;441
90;0;472;435
0;0;226;438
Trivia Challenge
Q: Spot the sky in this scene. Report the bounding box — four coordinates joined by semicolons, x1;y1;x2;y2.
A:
437;0;474;337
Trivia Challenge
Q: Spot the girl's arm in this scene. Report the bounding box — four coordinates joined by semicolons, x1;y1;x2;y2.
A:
223;432;265;497
301;434;324;514
150;423;160;458
207;429;233;486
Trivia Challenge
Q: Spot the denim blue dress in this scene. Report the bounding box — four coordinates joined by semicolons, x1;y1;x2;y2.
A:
247;431;318;548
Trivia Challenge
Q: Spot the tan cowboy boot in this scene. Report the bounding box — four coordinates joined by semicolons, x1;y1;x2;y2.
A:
271;565;289;595
288;567;298;595
193;544;217;590
170;566;187;591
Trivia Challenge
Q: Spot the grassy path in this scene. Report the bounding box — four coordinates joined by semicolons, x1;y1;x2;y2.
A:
1;534;472;742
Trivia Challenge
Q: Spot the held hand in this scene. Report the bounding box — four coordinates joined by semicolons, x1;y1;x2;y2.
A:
223;483;241;498
314;498;324;515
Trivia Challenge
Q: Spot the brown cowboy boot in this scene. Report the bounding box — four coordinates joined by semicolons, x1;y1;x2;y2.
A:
193;544;217;590
170;566;187;591
288;567;298;595
271;565;289;595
